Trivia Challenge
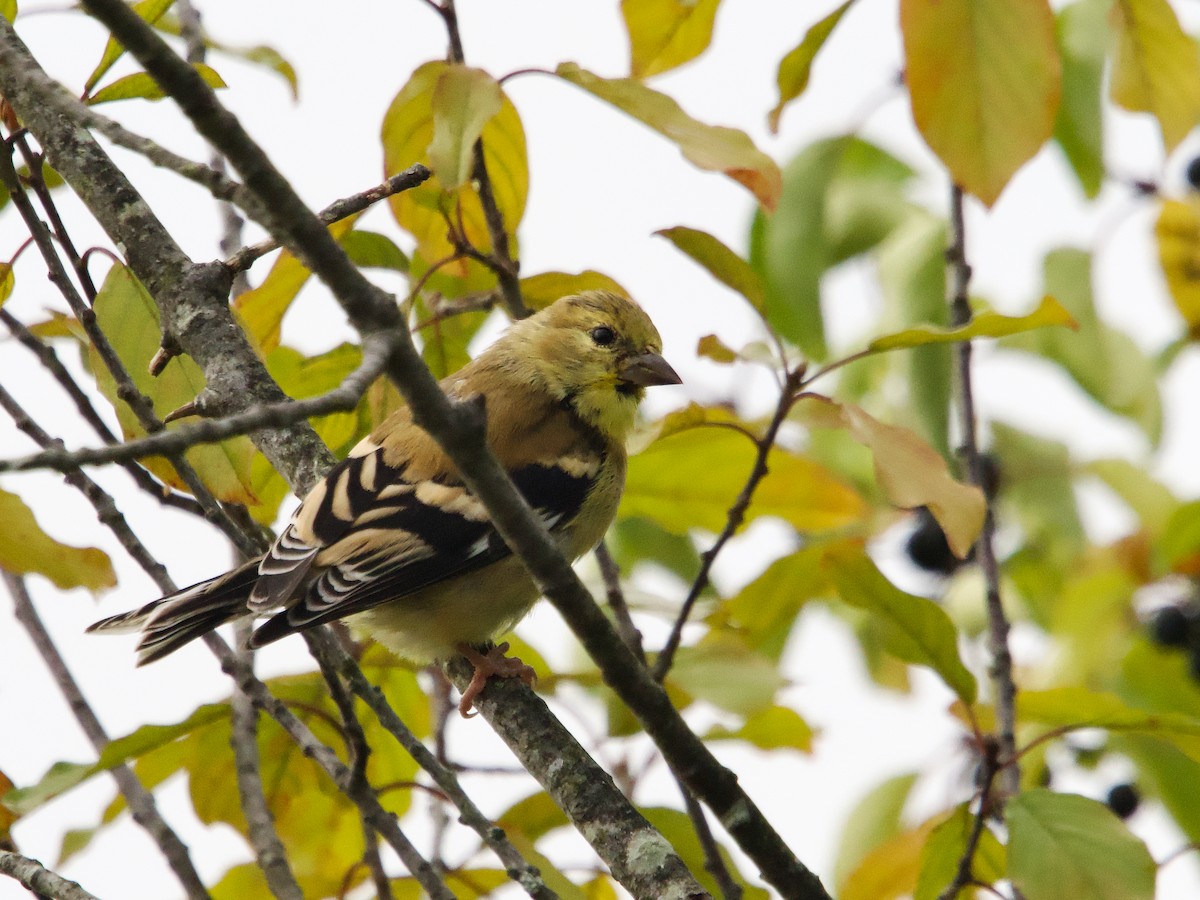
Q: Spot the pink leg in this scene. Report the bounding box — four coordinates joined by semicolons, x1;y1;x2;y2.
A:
455;642;536;717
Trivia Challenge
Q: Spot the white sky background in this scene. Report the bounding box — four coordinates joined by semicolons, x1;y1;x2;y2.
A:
2;0;1200;897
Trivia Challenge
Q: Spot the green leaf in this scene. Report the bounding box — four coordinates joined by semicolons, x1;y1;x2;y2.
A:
1007;789;1156;900
622;426;867;535
869;295;1077;352
642;807;769;899
608;515;701;583
519;270;630;310
725;545;827;660
1110;0;1200;153
1053;0;1108;198
876;212;952;459
914;803;1005;900
86;63;226;105
339;230;409;272
555;62;780;210
152;16;299;99
1084;458;1177;537
622;0;723;78
0;262;14;307
1119;735;1200;845
656;226;765;316
901;0;1061;205
833;773;919;891
57;828;99;867
383;60;527;273
1004;248;1162;442
751;136;914;358
84;0;176;94
0;487;115;592
428;65;502;189
705;705;814;752
768;0;855;132
667;636;784;715
0;1;16;24
823;543;977;704
1019;687;1200;760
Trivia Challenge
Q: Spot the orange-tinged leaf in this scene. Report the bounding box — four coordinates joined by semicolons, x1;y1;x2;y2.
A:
840;814;940;900
555;62;781;210
798;397;985;558
0;487;115;591
1110;0;1200;153
383;60;527;270
92;266;257;503
622;425;866;534
1155;197;1200;335
428;65;502;189
901;0;1061;205
622;0;722;78
868;296;1077;352
768;0;855;133
234;216;359;353
519;270;629;310
86;64;226;106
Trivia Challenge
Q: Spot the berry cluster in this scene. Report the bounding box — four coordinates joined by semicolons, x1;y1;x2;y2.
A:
1148;602;1200;681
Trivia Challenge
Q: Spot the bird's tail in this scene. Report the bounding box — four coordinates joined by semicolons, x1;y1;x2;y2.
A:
88;559;262;664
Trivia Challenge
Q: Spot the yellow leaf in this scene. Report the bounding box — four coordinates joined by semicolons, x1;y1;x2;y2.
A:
0;488;115;591
383;60;527;270
86;64;227;106
901;0;1061;205
428;65;502;189
622;426;866;534
84;0;175;94
92;266;257;504
519;270;629;310
1155;197;1200;335
696;333;738;363
656;225;766;316
234;216;359;353
555;62;781;210
841;815;941;900
1110;0;1200;153
769;0;855;133
0;262;13;306
868;296;1077;352
622;0;722;78
798;397;985;558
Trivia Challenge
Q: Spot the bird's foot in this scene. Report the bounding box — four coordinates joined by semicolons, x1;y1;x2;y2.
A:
455;641;536;718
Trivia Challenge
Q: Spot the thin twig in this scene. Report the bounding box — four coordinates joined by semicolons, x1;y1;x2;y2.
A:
947;186;1018;798
653;365;804;681
309;635;395;900
4;574;212;899
311;632;559;900
0;331;396;475
595;541;644;658
0;850;100;900
677;777;743;900
936;737;999;900
224;165;431;274
229;622;304;900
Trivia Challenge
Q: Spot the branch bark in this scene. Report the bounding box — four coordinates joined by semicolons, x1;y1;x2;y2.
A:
0;851;100;900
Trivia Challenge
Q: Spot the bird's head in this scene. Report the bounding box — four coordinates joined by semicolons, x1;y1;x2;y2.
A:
508;291;681;439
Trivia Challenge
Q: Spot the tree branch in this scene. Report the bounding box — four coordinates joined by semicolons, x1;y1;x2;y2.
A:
0;850;100;900
947;186;1018;797
4;574;212;900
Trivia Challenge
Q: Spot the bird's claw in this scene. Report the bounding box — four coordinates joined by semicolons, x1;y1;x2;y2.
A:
456;641;536;717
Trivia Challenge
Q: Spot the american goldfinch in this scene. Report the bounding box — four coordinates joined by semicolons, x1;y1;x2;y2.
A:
90;291;680;714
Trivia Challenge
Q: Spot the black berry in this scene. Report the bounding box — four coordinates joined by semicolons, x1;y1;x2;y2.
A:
1106;783;1139;819
1187;156;1200;191
1150;605;1192;649
906;508;960;575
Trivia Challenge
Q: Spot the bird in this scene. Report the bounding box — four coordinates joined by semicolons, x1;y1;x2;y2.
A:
89;291;681;715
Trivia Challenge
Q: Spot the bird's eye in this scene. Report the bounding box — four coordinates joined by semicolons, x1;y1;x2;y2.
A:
590;326;616;346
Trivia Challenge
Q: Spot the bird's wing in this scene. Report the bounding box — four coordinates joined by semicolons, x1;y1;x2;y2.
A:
247;398;606;647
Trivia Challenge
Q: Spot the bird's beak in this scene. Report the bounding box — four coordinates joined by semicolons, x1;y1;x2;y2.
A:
618;351;682;387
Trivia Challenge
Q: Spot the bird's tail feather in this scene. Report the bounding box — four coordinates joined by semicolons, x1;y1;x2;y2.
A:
88;559;262;665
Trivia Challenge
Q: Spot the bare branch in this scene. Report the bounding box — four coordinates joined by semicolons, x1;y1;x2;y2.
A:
224;165;431;274
4;574;212;899
0;850;100;900
0;331;396;476
947;186;1018;797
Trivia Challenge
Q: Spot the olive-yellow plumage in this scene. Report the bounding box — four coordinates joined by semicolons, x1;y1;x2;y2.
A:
90;291;679;713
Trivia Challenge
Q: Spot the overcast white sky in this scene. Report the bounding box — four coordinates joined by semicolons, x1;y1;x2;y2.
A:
3;1;1200;897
